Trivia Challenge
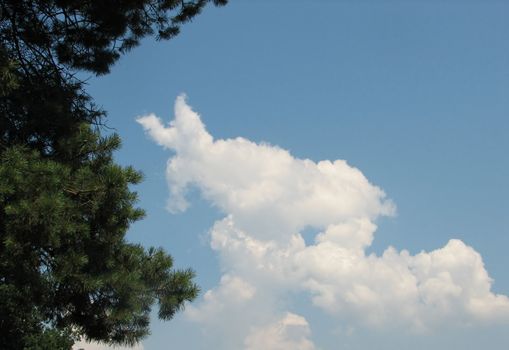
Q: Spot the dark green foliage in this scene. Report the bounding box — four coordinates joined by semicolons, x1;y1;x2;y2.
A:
0;134;198;348
1;0;228;75
0;0;226;348
0;0;227;151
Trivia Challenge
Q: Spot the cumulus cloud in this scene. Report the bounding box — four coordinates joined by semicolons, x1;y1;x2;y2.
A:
244;313;316;350
138;95;509;348
138;95;394;240
186;274;256;325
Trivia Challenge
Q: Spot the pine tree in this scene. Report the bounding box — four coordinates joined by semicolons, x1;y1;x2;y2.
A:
0;1;227;348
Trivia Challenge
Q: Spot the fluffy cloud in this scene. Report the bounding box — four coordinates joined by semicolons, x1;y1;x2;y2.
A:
138;95;394;241
186;274;256;325
244;313;316;350
138;95;509;348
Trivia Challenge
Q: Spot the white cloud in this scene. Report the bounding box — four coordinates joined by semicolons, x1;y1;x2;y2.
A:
186;274;256;324
72;341;143;350
138;95;509;348
244;313;316;350
138;95;394;241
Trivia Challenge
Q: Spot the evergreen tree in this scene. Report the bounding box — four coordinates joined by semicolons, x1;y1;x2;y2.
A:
0;1;227;348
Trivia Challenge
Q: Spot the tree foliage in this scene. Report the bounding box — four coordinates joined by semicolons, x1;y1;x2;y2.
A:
0;1;227;348
1;0;227;75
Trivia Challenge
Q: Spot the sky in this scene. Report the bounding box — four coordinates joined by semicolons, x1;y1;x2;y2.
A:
78;1;509;349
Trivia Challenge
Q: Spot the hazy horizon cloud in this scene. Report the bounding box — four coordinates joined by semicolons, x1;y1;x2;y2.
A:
72;340;144;350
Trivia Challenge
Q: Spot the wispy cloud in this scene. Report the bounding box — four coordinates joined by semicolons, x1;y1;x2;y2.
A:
138;95;509;349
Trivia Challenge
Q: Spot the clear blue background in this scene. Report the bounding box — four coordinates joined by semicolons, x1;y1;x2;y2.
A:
86;1;508;348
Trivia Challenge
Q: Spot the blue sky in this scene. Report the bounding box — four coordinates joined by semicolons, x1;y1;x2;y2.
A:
81;1;508;349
